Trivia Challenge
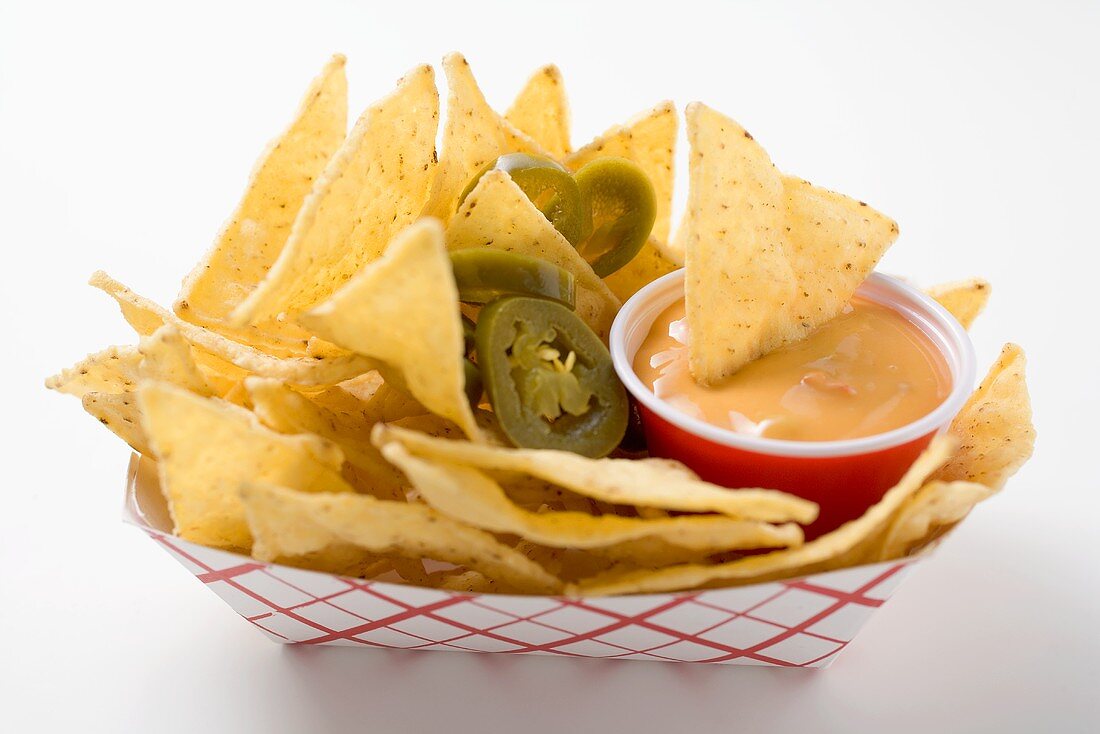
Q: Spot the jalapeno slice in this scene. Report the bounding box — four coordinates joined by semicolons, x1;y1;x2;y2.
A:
459;153;586;245
463;357;483;407
574;157;657;277
451;249;576;308
476;296;628;457
461;314;478;356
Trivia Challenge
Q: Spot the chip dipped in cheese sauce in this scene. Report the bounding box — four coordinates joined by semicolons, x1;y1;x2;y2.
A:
632;297;952;442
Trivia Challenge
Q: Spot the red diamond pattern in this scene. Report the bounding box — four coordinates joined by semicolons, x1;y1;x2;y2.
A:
141;528;919;668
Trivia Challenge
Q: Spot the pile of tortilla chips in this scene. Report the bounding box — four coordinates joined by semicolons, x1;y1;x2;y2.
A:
47;54;1034;596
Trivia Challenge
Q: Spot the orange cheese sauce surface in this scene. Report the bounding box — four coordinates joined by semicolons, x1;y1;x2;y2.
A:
632;297;952;442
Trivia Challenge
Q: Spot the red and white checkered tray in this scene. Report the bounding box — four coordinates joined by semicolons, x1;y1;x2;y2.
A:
124;458;922;668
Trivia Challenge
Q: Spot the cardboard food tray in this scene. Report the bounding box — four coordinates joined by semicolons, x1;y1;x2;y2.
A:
126;455;925;668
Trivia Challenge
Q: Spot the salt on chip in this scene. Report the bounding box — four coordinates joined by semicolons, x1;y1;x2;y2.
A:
680;103;899;384
379;441;803;552
138;381;352;551
934;343;1035;490
377;424;816;522
573;437;953;595
233;64;439;323
239;482;561;594
875;480;995;561
447;170;620;339
566;101;678;246
505;64;571;159
424;53;549;221
927;278;991;330
175;55;348;356
92;272;375;386
298;219;479;440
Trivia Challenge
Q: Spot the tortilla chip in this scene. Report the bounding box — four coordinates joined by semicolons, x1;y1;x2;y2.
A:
138;325;216;397
46;345;141;397
299;219;479;440
934;344;1035;490
505;64;571;159
927;278;991;329
379;441;803;552
138;381;351;551
447;170;620;339
376;424;817;523
233;64;439;323
566;102;677;245
876;480;995;560
424;53;549;221
244;377;407;501
308;372;427;424
603;237;680;302
240;482;561;594
680;103;898;384
573;436;953;595
175;55;348;356
47;340;211;455
92;272;375;385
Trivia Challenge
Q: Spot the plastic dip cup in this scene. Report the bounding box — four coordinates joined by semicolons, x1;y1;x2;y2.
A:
610;270;976;539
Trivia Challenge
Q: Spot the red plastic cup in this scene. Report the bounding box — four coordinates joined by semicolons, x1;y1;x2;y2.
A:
610;270;976;538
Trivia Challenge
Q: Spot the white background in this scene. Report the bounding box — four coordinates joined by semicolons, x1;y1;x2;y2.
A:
2;1;1098;731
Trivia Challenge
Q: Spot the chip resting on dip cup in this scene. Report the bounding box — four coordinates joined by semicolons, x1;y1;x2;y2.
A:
612;269;977;538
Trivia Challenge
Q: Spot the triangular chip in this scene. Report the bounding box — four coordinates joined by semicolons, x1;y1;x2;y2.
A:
299;219;480;440
603;237;680;302
138;325;216;397
240;482;561;594
379;441;802;552
233;64;439;323
681;103;899;384
566;101;677;246
573;437;953;595
92;271;375;385
175;55;348;356
927;278;991;329
375;424;817;523
875;480;995;561
245;377;407;501
138;381;351;551
423;53;549;221
505;64;571;159
934;344;1034;490
447;170;620;339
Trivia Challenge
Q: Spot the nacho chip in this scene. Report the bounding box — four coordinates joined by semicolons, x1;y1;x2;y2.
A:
927;278;991;330
424;53;549;221
240;481;561;594
876;480;994;561
138;381;352;551
46;345;141;397
505;64;571;159
603;237;681;302
233;64;439;323
309;372;427;424
244;377;407;501
299;219;480;440
934;344;1035;490
47;339;213;455
680;103;898;384
175;55;348;356
138;325;216;397
92;272;375;385
566;102;677;245
379;442;803;552
573;437;953;595
447;170;620;339
376;424;818;523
